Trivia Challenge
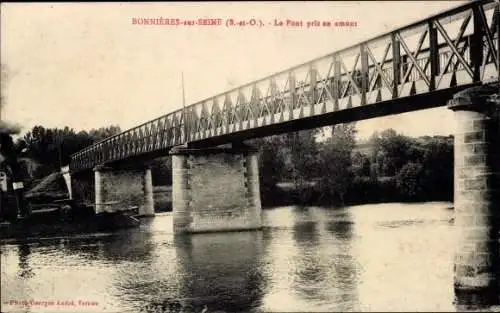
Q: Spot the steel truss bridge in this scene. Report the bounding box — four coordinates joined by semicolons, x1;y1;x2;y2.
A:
70;0;499;173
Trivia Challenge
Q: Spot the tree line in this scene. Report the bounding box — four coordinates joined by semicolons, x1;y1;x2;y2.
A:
250;125;453;206
12;125;122;182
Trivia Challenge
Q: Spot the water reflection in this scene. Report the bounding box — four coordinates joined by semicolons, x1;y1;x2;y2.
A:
172;231;266;312
53;227;154;265
18;244;35;279
61;237;103;261
293;220;319;245
260;207;360;312
326;218;354;241
5;203;496;312
90;225;163;311
325;215;359;312
98;227;154;263
292;220;323;299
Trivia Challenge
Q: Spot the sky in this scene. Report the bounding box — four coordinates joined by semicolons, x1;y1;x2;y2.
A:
1;1;467;140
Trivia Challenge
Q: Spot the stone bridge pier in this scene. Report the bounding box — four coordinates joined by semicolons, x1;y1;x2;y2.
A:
71;164;154;216
170;144;262;234
448;83;500;306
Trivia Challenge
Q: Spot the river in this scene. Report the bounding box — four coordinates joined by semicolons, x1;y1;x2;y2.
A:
0;202;486;312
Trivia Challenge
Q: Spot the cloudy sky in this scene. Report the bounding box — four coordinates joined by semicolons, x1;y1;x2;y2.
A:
1;1;466;140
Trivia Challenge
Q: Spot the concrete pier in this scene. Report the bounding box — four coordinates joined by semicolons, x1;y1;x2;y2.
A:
94;165;154;216
170;144;262;234
448;83;500;305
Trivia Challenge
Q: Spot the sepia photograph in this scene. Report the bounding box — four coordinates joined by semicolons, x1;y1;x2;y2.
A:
1;1;499;312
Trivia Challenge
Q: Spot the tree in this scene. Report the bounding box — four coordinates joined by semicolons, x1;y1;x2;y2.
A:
371;129;418;176
88;125;122;142
352;151;371;177
284;129;320;189
250;135;286;200
418;136;453;200
317;123;357;205
150;156;172;186
18;125;122;178
331;123;357;149
396;162;424;199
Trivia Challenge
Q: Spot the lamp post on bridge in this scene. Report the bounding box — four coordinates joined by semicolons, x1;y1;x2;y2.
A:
181;71;188;148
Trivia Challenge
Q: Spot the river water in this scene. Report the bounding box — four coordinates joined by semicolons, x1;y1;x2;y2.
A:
0;202;487;312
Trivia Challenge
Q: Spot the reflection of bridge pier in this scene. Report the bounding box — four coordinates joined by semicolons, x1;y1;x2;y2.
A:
448;84;500;308
17;244;35;279
174;231;266;311
325;217;360;311
291;210;359;311
261;209;360;311
59;227;154;263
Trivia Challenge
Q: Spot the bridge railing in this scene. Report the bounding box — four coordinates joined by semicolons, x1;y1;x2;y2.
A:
70;0;499;172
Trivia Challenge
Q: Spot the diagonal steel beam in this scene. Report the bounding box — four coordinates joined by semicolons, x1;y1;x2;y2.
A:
315;59;335;104
434;19;475;79
366;45;393;92
397;32;431;87
477;4;499;69
368;42;391;92
340;53;361;98
399;29;429;85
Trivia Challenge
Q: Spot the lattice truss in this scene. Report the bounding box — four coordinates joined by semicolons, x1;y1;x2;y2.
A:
71;0;499;172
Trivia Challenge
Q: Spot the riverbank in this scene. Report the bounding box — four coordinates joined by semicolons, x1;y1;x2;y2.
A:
1;184;170;244
151;179;453;212
0;208;141;243
261;177;453;208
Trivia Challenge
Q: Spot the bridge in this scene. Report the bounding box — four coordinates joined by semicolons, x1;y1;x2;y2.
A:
65;0;499;299
71;0;498;173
